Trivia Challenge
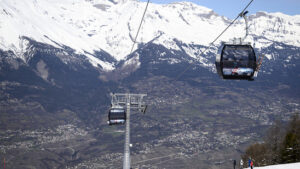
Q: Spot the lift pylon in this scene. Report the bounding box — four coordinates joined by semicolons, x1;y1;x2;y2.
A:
110;93;147;169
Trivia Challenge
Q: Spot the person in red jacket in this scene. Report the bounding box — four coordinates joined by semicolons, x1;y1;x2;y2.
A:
250;160;253;169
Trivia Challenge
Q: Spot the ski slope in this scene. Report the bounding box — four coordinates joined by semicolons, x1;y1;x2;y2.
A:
245;162;300;169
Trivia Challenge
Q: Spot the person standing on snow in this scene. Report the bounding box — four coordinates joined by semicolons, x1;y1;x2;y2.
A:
250;160;253;169
248;157;252;168
240;159;244;169
234;160;236;169
248;158;251;168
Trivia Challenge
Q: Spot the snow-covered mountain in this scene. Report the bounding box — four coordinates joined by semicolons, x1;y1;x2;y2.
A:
1;0;300;71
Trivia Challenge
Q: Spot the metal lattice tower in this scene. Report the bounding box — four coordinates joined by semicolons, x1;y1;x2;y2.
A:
110;93;147;169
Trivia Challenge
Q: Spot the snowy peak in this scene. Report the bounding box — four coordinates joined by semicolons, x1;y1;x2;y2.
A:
1;0;300;70
247;11;300;49
0;0;116;70
0;0;224;61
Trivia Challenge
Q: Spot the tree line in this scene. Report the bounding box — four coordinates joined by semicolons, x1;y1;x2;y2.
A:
241;114;300;167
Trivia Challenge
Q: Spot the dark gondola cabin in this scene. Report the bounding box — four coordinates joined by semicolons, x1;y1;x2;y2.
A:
216;44;257;80
108;108;126;125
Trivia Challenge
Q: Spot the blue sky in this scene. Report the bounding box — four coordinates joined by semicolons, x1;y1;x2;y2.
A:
141;0;300;19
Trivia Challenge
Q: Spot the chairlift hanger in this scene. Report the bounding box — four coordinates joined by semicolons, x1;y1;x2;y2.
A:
174;0;257;81
215;11;264;81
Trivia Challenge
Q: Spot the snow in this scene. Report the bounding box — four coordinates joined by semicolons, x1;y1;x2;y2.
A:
153;34;181;51
122;53;141;69
181;44;213;69
158;57;180;64
1;0;300;70
0;0;115;70
264;54;273;60
85;53;114;70
246;162;300;169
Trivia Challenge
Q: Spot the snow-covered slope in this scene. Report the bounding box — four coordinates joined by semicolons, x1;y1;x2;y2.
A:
1;0;300;70
248;162;300;169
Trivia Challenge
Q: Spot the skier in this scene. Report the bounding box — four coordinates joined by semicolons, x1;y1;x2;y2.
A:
240;159;244;169
248;158;251;168
250;160;253;169
233;159;236;169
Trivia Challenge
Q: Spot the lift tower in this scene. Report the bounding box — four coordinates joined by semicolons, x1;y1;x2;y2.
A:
110;93;147;169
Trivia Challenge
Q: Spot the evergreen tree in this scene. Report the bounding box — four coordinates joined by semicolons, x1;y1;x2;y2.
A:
242;114;300;166
280;115;300;163
264;119;285;164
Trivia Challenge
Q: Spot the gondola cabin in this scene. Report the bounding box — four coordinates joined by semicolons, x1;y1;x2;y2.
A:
216;44;257;80
108;108;126;125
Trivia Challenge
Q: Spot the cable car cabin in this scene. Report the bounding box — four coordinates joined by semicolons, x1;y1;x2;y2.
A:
108;108;126;125
216;44;257;80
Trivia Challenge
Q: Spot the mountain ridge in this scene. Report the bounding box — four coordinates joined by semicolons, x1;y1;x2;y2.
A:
1;0;300;71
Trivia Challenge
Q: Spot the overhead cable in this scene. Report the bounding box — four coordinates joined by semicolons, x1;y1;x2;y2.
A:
129;0;150;56
175;0;255;81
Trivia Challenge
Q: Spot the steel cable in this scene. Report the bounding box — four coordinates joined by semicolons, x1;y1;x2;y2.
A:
174;0;255;81
129;0;150;56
